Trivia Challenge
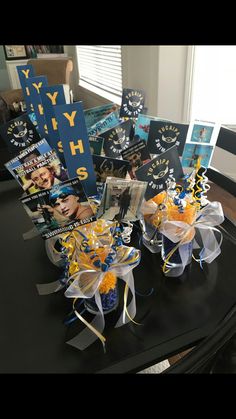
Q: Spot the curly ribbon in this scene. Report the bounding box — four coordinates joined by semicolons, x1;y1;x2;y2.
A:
64;247;141;350
159;201;224;276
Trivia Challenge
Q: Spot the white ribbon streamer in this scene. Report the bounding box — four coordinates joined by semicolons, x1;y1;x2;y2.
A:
159;201;224;273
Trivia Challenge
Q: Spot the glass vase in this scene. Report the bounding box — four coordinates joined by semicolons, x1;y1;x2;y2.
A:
161;235;193;277
161;205;196;277
140;218;162;253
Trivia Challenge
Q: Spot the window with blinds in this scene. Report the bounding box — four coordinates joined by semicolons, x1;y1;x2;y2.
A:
76;45;122;104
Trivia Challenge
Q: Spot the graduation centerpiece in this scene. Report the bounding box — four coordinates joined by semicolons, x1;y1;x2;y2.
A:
3;71;226;353
140;144;224;277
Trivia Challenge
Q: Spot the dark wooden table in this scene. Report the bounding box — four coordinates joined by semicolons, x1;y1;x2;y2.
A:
1;179;236;373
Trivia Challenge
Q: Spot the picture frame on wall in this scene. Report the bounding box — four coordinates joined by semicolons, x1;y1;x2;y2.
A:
3;45;27;60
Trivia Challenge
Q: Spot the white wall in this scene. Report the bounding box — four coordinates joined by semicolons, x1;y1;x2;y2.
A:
65;45;189;122
157;45;189;122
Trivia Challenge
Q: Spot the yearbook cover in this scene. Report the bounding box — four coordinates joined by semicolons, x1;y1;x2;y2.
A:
119;88;145;118
99;177;147;222
0;114;42;155
121;139;151;179
20;177;96;240
135;145;184;200
92;155;129;183
147;121;189;156
102;119;133;158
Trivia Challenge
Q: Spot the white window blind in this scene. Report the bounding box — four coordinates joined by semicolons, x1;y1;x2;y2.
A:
76;45;122;104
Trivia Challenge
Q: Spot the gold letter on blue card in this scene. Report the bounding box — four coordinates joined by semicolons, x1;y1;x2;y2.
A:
54;102;98;196
24;76;49;139
40;85;70;165
16;65;35;112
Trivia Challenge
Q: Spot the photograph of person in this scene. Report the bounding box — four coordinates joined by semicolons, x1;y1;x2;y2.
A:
190;124;214;144
101;178;147;222
181;143;214;169
48;184;95;222
20;178;96;239
93;155;129;183
17;150;68;194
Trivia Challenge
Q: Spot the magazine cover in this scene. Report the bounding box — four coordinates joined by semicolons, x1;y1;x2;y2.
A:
134;114;171;142
181;143;214;169
89;136;104;155
10;149;68;194
5;138;52;172
121;139;151;179
0;113;42;155
102;119;133;158
84;103;119;128
119;88;145;118
99;177;147;222
147;121;189;156
135;145;184;200
92;155;130;183
20;177;96;240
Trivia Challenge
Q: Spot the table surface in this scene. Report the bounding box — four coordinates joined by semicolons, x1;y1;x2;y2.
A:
1;179;236;374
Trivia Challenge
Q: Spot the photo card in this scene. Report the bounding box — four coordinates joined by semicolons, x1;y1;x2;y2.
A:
20;177;96;240
99;177;147;222
121;139;151;179
9;149;68;194
93;155;130;183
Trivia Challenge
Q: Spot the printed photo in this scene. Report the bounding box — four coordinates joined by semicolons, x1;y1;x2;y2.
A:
89;136;104;155
100;177;147;222
14;150;68;194
190;124;214;144
93;155;129;183
121;139;151;179
20;178;96;239
5;138;51;168
134;114;171;142
181;143;214;169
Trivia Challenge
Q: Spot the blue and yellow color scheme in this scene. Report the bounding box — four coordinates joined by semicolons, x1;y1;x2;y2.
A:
54;102;98;197
24;76;49;139
16;65;35;112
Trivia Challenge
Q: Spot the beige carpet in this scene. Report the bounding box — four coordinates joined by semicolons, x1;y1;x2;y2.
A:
138;359;170;374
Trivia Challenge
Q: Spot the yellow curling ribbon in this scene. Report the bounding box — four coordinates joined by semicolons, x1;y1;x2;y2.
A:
123;282;142;325
73;299;106;348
